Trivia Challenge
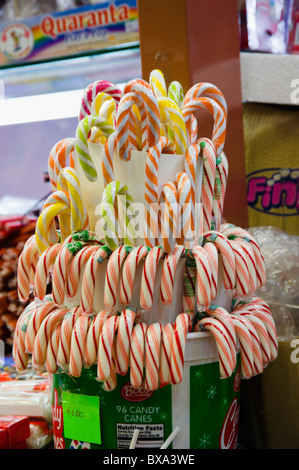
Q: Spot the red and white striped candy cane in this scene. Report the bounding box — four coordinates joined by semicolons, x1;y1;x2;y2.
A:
220;224;266;288
192;245;212;309
102;347;118;392
203;231;236;291
57;306;82;369
233;239;257;293
69;314;91;377
84;309;111;367
52;246;74;306
159;322;174;387
13;300;40;360
195;316;234;379
46;323;62;374
237;311;271;366
66;244;99;300
144;136;172;248
119;246;149;306
183;97;226;157
183;143;201;235
158;182;180;253
230;314;254;379
115;92;148;160
144;322;162;391
130;322;147;388
34;243;62;300
115;307;137;375
79;80;122;122
199;138;217;232
123;78;161;151
25;300;57;354
211;152;228;231
104;245;132;308
17;235;39;302
203;241;218;300
235;314;264;376
160;244;185;305
206;305;237;370
13;308;34;372
80;245;111;314
33;307;69;367
170;313;189;384
229;240;250;297
97;314;120;381
140;246;164;309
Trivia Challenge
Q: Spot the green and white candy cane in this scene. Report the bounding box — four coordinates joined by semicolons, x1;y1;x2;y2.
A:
75;115;114;182
100;181;136;250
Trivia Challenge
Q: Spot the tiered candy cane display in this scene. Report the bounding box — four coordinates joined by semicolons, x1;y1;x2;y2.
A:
14;71;278;401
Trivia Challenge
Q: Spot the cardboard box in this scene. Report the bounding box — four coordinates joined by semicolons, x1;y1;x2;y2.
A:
0;416;30;448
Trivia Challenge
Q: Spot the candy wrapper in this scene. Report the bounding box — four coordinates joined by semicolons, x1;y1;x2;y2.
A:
248;226;299;339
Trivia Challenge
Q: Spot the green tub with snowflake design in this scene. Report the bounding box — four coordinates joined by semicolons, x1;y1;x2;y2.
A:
51;332;241;449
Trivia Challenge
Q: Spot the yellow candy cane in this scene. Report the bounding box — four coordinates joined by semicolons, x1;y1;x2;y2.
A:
149;69;167;98
57;166;89;232
35;191;71;253
158;97;187;155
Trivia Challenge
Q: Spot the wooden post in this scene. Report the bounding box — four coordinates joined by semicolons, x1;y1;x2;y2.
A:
137;0;248;227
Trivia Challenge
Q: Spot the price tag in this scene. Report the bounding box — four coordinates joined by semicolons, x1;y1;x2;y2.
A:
62;391;101;445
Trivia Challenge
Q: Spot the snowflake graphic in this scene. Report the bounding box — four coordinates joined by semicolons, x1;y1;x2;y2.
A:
160;412;168;420
194;369;203;379
198;432;211;449
207;385;217;399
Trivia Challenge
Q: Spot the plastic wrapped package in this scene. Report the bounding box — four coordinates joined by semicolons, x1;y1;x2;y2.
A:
248;226;299;339
26;418;53;449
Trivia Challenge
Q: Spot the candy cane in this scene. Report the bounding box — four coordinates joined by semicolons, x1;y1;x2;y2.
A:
102;132;116;187
99;181;135;250
183;143;201;235
203;241;218;300
34;243;62;300
220;224;266;288
115;91;148;160
119;246;149;305
52;241;84;306
84;309;111;367
233;239;257;293
79;80;122;121
75;115;114;182
17;235;39;301
183;97;226;156
158;182;179;253
192;246;212;309
229;240;250;297
159;322;174;387
203;231;236;291
66;244;100;300
57;166;89;232
168;80;184;108
230;314;254;379
48;138;75;192
130;322;147;388
104;245;132;308
102;347;118;392
211;152;228;231
33;307;69;367
160;245;185;304
176;171;193;246
115;307;137;375
200;138;217;232
158;97;187;154
69;314;91;377
46;323;62;374
140;246;164;309
238;311;271;366
144;322;162;391
91;91;116;124
144;136;172;248
182;252;197;321
206;305;237;370
123;78;161;150
149;69;167;98
25;301;57;354
13;308;34;372
97;314;120;381
57;306;82;369
170;313;189;384
195;316;234;378
233;314;264;376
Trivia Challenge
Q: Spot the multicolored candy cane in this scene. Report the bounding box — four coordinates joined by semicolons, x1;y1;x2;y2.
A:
99;181;135;250
130;322;147;388
182;96;226;157
144;322;162;391
149;69;167;98
48;138;75;192
119;246;149;305
115;307;136;375
140;245;164;309
158;97;187;154
123;78;161;151
79;80;122;122
75;115;114;182
170;313;189;384
80;245;111;313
